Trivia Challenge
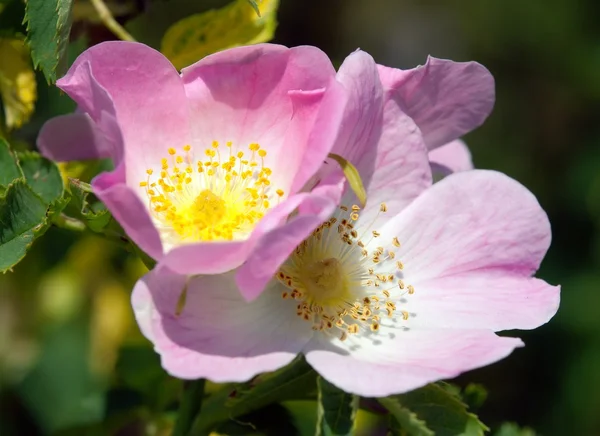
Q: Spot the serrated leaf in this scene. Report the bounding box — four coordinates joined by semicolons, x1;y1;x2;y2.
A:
316;377;357;436
0;179;49;272
66;178;111;233
24;0;74;83
191;357;317;434
19;151;64;204
382;383;488;436
379;397;434;436
0;37;37;129
0;137;23;189
161;0;279;70
327;153;367;207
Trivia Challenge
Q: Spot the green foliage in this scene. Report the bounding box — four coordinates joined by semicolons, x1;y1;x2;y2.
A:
66;179;111;233
316;377;357;436
24;0;74;83
0;139;65;272
494;422;536;436
380;383;488;436
191;357;317;434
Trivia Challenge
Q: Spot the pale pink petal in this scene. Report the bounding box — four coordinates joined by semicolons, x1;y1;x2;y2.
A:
305;329;522;397
59;41;191;184
382;170;551;283
428;139;473;176
37;113;112;161
181;44;345;193
377;56;495;150
404;273;560;331
132;267;310;381
353;97;431;227
92;164;163;259
236;181;344;301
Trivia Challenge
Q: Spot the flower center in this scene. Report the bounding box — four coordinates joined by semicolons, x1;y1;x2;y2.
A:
276;204;415;341
140;142;284;245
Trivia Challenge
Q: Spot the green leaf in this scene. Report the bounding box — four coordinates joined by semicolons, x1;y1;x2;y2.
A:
316;377;357;436
246;0;261;16
66;178;111;233
381;383;488;436
19;151;63;204
327;153;367;207
0;180;49;272
190;356;317;434
379;397;433;436
160;0;279;70
24;0;74;83
0;137;23;189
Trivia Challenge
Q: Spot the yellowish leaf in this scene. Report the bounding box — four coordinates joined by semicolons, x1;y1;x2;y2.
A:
0;38;37;129
161;0;279;70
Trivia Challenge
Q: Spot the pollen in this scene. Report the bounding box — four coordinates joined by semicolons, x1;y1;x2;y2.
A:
276;202;415;340
139;142;285;245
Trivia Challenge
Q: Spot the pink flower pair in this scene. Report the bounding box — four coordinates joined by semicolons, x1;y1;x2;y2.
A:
39;42;559;396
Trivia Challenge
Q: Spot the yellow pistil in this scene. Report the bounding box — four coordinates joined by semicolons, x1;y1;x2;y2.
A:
139;142;284;244
276;203;415;341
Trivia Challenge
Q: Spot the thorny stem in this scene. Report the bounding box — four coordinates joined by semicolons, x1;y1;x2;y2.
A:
89;0;136;42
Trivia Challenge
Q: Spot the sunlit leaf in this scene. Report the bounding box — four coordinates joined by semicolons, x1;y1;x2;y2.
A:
316;376;357;436
66;178;111;233
0;38;36;129
381;383;488;436
24;0;74;83
161;0;279;70
494;423;536;436
327;153;367;207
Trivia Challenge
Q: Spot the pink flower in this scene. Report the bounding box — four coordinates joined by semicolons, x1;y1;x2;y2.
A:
38;42;348;278
131;51;559;396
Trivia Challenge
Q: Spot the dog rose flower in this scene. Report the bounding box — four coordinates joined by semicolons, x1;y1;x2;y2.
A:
38;42;347;278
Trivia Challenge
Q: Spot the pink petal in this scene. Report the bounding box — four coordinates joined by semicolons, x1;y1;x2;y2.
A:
325;50;431;222
428;139;474;176
377;56;495;150
92;164;163;259
305;329;522;397
131;266;310;381
235;181;344;301
58;41;191;184
37;113;113;161
181;44;345;194
383;170;551;283
405;273;560;331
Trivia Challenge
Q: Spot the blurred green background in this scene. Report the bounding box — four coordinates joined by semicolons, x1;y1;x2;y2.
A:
1;0;599;434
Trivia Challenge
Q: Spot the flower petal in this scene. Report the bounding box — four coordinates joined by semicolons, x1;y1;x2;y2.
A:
377;56;495;150
92;164;163;259
181;44;345;194
405;273;560;331
59;41;190;184
428;139;473;176
382;170;551;283
37;113;113;161
305;329;522;397
235;181;344;301
132;266;310;381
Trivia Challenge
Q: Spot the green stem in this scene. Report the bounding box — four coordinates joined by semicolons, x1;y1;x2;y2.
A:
89;0;136;41
173;379;206;436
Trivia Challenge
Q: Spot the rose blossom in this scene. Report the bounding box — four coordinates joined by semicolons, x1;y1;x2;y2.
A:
131;51;559;396
37;42;348;278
